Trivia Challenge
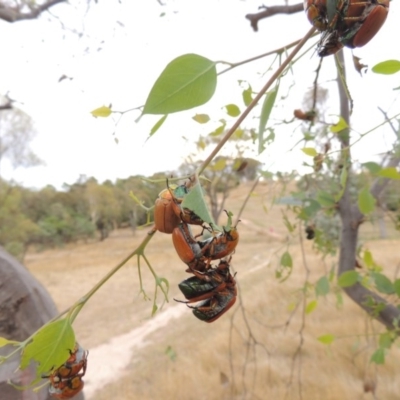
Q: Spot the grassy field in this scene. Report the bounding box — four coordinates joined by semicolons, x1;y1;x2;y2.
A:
25;182;400;400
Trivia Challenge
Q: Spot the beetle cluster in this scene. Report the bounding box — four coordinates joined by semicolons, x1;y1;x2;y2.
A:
42;343;88;399
154;181;239;322
304;0;389;56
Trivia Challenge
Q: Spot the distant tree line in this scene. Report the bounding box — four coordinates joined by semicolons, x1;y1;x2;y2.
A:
0;157;262;259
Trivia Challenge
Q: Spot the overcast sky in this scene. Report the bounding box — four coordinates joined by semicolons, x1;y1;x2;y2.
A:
1;0;399;189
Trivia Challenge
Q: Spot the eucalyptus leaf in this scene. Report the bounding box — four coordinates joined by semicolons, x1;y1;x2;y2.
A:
143;54;217;115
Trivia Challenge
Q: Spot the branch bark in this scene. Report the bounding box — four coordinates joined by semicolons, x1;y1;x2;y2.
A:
336;50;400;330
0;0;66;23
245;3;303;31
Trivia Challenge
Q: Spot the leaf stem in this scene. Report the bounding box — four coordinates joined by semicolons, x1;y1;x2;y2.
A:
68;226;157;323
216;33;318;76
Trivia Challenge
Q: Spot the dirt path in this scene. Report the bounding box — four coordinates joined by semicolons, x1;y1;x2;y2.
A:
82;252;273;399
83;305;186;399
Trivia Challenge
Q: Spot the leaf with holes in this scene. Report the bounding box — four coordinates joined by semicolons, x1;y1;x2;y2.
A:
20;319;75;378
330;116;348;133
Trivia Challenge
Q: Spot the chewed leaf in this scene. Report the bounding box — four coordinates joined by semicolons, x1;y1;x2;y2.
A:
330;116;348;133
182;179;216;227
20;319;75;378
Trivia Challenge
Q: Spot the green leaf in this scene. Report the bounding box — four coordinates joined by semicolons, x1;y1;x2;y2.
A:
143;54;217;115
372;272;394;295
305;299;318;314
363;162;381;174
330;116;348;133
358;187;376;214
334;167;348;202
212;158;226;171
393;279;400;297
258;84;279;154
91;105;112;118
20;319;75;377
182;178;216;226
372;60;400;75
338;270;359;287
317;334;335;345
317;191;336;208
378;332;393;349
280;251;292;268
370;348;385;364
242;86;253;106
149;115;168;137
209;123;226;137
315;276;330;297
377;167;400;180
302;199;321;219
192;114;210;124
363;249;374;268
302;147;318;157
224;104;241;117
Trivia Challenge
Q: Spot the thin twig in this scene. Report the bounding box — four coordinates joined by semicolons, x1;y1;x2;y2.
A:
196;27;317;177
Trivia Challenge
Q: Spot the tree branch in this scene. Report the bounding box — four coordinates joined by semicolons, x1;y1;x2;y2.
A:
0;0;66;23
335;50;400;330
245;3;303;32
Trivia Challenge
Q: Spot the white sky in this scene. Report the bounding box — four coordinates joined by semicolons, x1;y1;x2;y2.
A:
1;0;399;189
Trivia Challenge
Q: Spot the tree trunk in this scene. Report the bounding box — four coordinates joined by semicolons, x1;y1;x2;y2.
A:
0;246;84;400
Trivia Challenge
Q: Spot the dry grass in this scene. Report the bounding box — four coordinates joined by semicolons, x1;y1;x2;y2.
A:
25;182;400;400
